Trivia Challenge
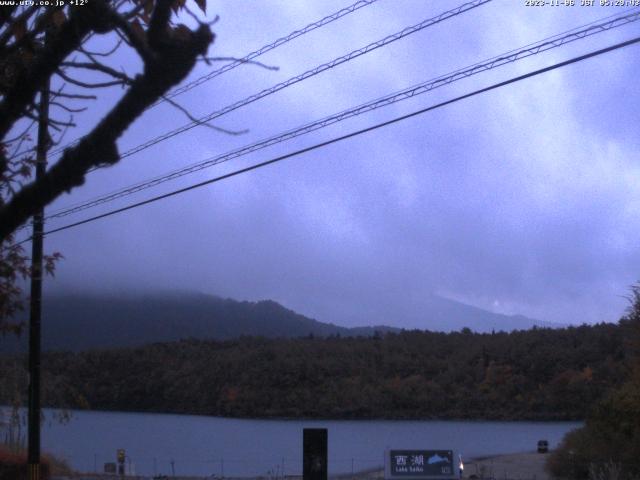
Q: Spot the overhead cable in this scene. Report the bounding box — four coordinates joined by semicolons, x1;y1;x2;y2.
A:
38;9;640;224
113;0;492;160
47;0;381;158
161;0;381;102
18;34;639;243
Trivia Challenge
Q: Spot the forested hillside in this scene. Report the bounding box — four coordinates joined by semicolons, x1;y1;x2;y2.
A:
0;322;630;420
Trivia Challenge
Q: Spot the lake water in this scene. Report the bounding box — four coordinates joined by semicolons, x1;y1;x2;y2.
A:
28;409;580;477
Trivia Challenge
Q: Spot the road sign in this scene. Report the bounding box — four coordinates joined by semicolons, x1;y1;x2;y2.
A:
385;450;456;479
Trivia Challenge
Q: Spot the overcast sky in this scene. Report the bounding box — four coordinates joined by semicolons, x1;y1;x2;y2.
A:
18;0;640;329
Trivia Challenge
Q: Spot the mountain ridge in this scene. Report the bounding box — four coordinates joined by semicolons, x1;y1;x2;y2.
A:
1;291;560;353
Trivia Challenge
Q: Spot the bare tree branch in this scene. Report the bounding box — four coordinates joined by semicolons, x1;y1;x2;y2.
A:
3;119;35;145
22;110;73;131
7;146;36;162
161;94;248;136
0;5;38;49
60;61;134;84
110;12;153;63
54;91;97;100
50;101;87;113
0;0;214;240
198;56;279;71
56;69;127;89
50;118;74;148
0;0;116;140
48;117;75;128
2;7;56;57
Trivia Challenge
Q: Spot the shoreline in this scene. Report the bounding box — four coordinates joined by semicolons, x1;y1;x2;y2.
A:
21;405;585;423
50;452;552;480
462;452;551;480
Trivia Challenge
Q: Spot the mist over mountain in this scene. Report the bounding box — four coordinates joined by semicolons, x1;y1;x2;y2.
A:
414;294;562;332
1;291;560;353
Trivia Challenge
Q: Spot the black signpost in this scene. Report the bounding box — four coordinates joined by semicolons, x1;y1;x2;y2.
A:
386;450;456;479
303;428;328;480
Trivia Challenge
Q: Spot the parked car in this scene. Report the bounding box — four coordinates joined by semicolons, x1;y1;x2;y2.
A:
537;440;549;453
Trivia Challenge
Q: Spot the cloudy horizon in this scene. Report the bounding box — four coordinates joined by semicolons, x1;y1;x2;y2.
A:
15;0;640;329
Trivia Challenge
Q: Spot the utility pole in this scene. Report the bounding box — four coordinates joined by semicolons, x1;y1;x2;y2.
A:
28;54;49;480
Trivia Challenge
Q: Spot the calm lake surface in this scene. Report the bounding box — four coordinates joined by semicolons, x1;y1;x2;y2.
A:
34;409;580;477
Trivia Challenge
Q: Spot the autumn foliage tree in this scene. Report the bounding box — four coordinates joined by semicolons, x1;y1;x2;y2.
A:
546;285;640;480
0;320;629;420
0;0;215;331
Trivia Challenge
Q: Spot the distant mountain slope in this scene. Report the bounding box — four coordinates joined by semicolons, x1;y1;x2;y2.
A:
0;291;557;353
412;294;561;332
1;292;395;353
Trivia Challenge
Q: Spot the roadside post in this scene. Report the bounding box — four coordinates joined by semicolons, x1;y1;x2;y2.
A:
117;449;125;476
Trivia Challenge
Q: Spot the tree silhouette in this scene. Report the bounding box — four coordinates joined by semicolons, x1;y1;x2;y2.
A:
0;0;216;329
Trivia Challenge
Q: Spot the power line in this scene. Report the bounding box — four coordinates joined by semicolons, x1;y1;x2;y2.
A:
161;0;380;102
37;9;640;224
21;0;493;223
111;0;493;161
47;0;381;158
21;35;640;243
14;7;638;234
